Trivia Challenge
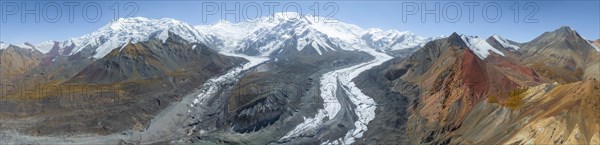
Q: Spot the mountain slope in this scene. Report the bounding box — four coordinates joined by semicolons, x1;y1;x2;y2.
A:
68;32;238;83
0;45;43;81
520;26;598;83
358;27;599;144
0;32;244;136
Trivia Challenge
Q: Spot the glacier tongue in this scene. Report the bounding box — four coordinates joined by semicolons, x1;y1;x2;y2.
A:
280;49;392;144
189;52;269;108
279;63;343;140
324;49;392;144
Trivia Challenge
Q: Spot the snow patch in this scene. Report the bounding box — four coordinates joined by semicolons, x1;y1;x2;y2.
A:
492;35;520;50
460;35;505;59
157;30;169;43
311;41;323;55
582;36;600;52
14;43;35;51
0;43;8;50
590;42;600;52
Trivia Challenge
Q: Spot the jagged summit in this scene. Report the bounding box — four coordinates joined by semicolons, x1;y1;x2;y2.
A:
60;17;216;59
441;32;505;59
196;12;364;55
556;25;576;34
197;12;434;56
446;32;466;47
6;14;433;59
525;26;599;52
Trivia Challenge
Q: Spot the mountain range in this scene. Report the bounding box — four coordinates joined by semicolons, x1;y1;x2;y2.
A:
0;12;598;144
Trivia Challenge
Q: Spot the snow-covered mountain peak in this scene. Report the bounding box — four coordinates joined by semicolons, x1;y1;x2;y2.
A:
362;28;414;42
258;12;323;24
4;14;435;59
235;17;344;56
35;41;59;53
1;41;62;53
0;42;9;50
198;12;369;56
0;42;39;52
195;12;437;56
492;34;520;50
364;28;409;36
460;34;505;59
65;17;213;59
361;28;434;51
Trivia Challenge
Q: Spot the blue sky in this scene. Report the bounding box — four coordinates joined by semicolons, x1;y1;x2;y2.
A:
1;0;598;44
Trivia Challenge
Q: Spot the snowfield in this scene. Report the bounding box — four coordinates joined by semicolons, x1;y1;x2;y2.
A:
196;12;433;57
461;35;505;59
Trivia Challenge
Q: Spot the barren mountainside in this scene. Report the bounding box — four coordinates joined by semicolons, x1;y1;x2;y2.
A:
363;27;600;144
